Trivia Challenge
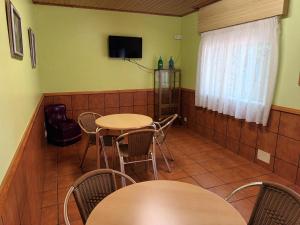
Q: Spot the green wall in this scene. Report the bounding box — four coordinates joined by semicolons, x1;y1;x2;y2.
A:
34;5;181;93
181;12;199;90
181;0;300;109
274;0;300;109
0;0;41;183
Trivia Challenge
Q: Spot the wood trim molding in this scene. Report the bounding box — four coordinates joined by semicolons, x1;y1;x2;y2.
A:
198;0;289;33
32;2;182;17
181;88;300;115
271;105;300;115
44;88;154;96
0;95;44;211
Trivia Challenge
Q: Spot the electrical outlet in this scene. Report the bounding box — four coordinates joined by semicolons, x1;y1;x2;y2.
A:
184;117;188;122
174;34;183;40
257;149;270;164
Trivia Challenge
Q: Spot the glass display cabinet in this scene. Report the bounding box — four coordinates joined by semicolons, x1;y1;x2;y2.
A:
154;69;181;121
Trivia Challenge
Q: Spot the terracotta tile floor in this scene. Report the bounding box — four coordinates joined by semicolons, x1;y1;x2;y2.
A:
42;127;299;225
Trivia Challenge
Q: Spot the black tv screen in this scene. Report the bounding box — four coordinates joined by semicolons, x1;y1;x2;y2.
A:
108;36;142;58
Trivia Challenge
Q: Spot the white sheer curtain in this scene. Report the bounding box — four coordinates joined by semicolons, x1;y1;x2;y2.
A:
195;17;279;126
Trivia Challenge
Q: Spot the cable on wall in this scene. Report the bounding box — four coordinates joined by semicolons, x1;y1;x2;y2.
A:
124;58;154;73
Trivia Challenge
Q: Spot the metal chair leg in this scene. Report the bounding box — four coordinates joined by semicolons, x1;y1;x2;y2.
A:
164;142;175;161
102;147;109;169
80;140;90;168
151;153;158;180
119;157;126;187
157;142;172;173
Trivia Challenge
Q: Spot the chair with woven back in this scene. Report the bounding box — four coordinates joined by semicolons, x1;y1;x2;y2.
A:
64;169;136;225
154;114;178;172
226;181;300;225
115;128;158;185
77;112;116;168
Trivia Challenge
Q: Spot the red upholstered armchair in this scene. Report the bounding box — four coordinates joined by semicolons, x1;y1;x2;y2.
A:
44;104;82;146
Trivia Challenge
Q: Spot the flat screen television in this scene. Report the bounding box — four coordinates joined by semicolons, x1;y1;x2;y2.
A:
108;35;142;58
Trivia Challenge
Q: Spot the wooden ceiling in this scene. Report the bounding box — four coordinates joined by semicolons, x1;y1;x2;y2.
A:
32;0;219;16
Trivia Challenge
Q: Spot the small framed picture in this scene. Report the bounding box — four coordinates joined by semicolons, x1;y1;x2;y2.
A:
6;0;23;59
28;28;37;68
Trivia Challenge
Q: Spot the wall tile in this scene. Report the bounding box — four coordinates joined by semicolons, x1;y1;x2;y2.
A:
133;91;147;106
239;143;256;161
147;91;154;105
105;93;119;108
276;135;300;166
1;187;20;225
181;90;189;105
147;105;154;118
133;105;147;115
196;108;205;126
88;94;104;109
240;122;258;148
196;125;206;137
72;110;86;121
105;107;119;115
227;117;242;140
255;156;274;171
53;95;72;110
188;91;195;106
274;158;297;183
187;106;196;129
71;94;88;110
279;112;300;140
204;110;215;129
120;106;134;114
213;131;226;147
120;92;133;107
214;113;228;135
297;169;300;186
44;96;54;106
267;110;280;133
88;108;105;116
226;137;239;153
204;128;214;140
257;128;277;155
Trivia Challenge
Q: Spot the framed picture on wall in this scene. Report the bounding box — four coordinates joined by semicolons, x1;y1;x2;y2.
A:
28;28;36;68
6;0;23;59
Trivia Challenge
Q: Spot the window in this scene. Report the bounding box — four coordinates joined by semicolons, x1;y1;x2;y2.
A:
195;17;279;125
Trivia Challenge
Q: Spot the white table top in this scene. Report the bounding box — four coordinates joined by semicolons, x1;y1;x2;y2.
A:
95;113;153;130
86;180;246;225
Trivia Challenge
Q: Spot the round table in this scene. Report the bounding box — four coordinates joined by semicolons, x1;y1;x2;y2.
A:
86;180;246;225
95;113;153;130
95;114;153;168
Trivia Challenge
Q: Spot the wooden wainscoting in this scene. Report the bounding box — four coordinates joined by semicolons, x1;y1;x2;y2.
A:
0;96;46;225
44;88;155;120
181;88;300;184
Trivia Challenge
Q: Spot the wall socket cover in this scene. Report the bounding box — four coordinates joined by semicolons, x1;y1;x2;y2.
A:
174;34;183;40
257;149;271;164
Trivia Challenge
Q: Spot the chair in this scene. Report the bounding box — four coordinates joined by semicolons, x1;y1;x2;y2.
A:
64;169;135;225
77;112;116;168
115;129;158;184
154;114;178;172
226;181;300;225
44;104;82;146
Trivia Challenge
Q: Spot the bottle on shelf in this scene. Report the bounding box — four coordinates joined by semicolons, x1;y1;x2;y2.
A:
158;56;163;70
168;57;174;70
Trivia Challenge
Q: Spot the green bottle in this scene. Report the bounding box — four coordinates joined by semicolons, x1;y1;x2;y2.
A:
158;56;163;70
168;56;174;69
